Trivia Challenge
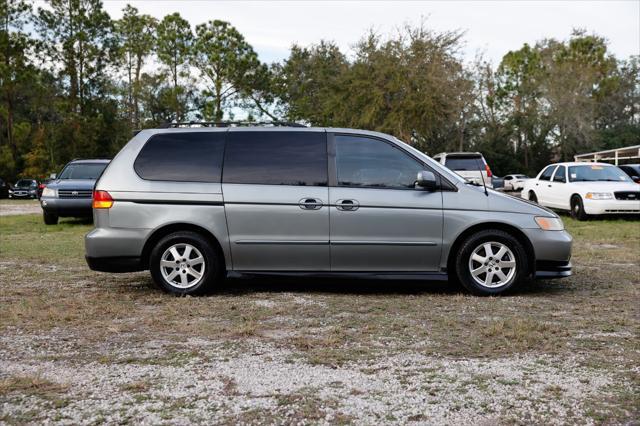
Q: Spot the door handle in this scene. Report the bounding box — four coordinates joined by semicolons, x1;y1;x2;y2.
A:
548;185;552;188
299;198;323;210
336;199;359;211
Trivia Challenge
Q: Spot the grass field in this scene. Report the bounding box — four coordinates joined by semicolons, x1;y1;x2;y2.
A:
0;200;639;424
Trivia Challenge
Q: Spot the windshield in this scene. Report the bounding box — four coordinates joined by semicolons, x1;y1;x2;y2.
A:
444;156;484;171
15;179;35;188
58;163;108;180
568;165;632;183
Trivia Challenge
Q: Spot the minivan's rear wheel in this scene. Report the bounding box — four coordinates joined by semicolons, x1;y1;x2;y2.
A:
455;230;528;296
570;195;589;221
149;231;221;295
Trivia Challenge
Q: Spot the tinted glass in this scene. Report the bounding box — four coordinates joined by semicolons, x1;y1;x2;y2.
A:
539;166;556;181
568;165;632;182
59;163;108;179
134;132;225;182
335;135;423;189
223;131;327;186
444;156;483;171
15;179;36;188
553;166;566;182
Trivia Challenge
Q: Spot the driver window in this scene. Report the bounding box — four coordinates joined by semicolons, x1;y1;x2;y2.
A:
335;135;424;189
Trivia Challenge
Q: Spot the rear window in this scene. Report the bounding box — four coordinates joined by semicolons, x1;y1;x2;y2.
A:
58;163;108;179
134;132;225;182
223;131;327;186
444;155;484;171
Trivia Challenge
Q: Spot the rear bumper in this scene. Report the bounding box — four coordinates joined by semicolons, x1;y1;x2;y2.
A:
41;197;92;216
535;260;572;279
86;256;143;272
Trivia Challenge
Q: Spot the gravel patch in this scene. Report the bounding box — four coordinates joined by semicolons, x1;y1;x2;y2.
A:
0;335;629;425
0;201;41;216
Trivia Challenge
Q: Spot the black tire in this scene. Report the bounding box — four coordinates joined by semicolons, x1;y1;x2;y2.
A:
43;211;59;225
570;195;589;221
149;231;221;295
454;229;529;296
529;191;538;203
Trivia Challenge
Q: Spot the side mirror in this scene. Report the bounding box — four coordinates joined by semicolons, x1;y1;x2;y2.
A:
632;176;640;183
50;173;57;179
416;170;437;191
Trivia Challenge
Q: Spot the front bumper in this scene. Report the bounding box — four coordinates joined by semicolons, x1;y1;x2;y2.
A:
535;260;572;279
41;197;92;217
10;191;36;198
521;228;573;279
583;198;640;215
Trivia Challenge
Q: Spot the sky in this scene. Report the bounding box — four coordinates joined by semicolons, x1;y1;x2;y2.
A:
89;0;640;64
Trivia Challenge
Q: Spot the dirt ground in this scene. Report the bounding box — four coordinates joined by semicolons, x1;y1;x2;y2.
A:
0;207;638;425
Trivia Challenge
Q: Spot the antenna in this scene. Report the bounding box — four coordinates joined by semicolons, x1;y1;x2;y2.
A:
475;157;489;196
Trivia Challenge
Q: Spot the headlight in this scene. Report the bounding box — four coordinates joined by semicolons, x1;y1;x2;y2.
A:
42;187;57;197
535;216;564;231
585;192;613;200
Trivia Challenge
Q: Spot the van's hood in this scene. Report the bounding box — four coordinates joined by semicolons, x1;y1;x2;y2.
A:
487;187;557;217
569;181;638;193
47;179;96;190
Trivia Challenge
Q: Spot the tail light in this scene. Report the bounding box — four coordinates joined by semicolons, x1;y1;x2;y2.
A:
485;164;493;178
38;183;45;189
93;190;113;209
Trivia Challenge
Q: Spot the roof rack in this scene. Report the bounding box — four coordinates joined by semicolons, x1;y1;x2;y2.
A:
156;121;308;129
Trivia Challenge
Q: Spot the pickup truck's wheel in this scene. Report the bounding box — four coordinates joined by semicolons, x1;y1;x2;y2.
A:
455;230;528;296
528;191;538;203
43;211;58;225
570;195;589;221
149;231;221;295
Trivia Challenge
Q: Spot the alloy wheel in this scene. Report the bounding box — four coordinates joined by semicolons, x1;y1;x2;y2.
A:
468;241;517;288
160;243;206;289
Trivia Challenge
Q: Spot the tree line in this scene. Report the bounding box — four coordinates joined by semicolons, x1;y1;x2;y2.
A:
1;0;638;180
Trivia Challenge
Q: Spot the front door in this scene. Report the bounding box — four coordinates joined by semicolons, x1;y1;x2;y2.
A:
328;134;443;272
222;130;330;271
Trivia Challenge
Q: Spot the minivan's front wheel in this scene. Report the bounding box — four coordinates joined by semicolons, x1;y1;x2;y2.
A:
455;230;528;296
149;231;221;295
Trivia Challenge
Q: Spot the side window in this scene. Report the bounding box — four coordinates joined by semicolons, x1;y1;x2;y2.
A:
223;131;327;186
504;176;512;181
553;166;566;183
539;166;557;181
335;135;424;189
134;132;225;182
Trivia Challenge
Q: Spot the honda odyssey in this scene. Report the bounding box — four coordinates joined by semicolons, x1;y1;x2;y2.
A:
85;124;573;296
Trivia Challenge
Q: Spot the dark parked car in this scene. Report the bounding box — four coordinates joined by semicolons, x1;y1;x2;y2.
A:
618;164;640;183
9;179;39;199
0;178;9;199
40;159;110;224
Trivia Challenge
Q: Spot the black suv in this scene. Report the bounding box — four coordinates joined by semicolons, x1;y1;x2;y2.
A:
40;159;110;224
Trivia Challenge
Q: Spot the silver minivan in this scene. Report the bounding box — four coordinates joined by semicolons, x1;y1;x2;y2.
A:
85;125;572;296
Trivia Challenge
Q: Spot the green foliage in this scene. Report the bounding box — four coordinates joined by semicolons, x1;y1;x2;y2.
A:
193;20;262;120
0;5;637;182
156;12;192;121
